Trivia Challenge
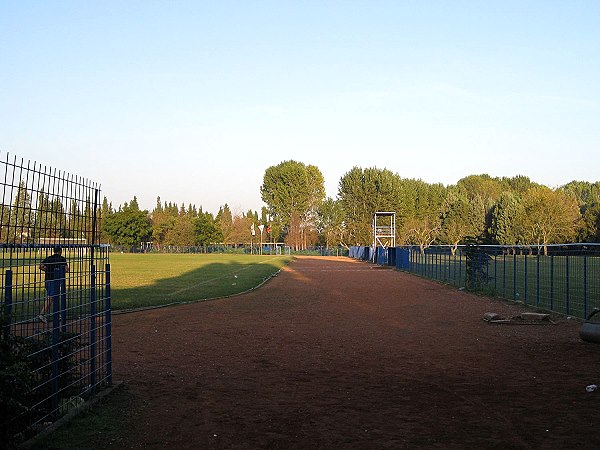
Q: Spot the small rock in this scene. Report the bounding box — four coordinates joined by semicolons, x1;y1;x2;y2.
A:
483;312;501;322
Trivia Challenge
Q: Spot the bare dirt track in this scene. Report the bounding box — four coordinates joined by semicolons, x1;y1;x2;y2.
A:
110;256;600;449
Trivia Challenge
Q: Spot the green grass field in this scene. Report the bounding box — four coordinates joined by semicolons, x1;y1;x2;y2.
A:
108;253;293;310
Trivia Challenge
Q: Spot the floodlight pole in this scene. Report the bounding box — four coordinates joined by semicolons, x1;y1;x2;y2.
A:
258;224;264;255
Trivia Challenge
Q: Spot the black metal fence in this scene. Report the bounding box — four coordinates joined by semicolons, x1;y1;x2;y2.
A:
117;243;349;257
0;153;111;444
350;244;600;320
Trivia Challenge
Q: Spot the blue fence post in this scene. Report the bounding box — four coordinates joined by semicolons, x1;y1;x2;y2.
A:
428;252;431;278
494;253;497;292
3;269;12;340
455;250;458;286
524;254;528;305
105;263;112;385
90;264;97;393
459;249;462;288
444;251;448;282
452;251;456;285
485;251;490;289
550;256;554;311
51;273;60;418
503;253;506;297
536;254;540;306
584;256;588;318
566;254;570;315
513;254;517;301
58;266;67;333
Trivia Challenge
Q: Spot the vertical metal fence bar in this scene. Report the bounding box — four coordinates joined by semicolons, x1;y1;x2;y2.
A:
3;270;13;339
485;251;490;289
105;263;112;385
503;252;506;297
513;254;517;301
524;254;528;305
51;275;60;419
550;255;554;311
566;254;570;315
90;264;97;393
494;253;497;292
453;251;456;285
459;249;462;288
584;256;588;318
536;254;540;306
60;268;67;334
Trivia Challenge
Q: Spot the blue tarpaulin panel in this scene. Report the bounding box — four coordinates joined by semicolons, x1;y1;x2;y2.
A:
396;248;410;270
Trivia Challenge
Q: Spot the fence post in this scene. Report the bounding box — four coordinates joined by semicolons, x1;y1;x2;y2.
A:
494;253;497;292
566;254;570;315
584;256;588;318
3;269;12;340
524;254;528;305
58;266;67;333
503;253;506;298
105;263;112;385
550;256;554;310
459;249;462;288
536;254;540;306
51;273;60;419
90;264;97;393
513;254;517;301
485;251;490;289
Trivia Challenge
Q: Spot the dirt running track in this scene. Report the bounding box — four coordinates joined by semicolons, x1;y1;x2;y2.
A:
111;256;600;449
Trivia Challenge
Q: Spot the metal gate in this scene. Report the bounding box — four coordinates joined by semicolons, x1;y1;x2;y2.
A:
1;153;111;444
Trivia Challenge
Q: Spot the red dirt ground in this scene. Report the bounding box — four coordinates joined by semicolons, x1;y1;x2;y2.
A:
110;256;600;449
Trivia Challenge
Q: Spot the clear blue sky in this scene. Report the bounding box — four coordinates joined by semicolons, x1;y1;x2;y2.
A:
1;1;599;215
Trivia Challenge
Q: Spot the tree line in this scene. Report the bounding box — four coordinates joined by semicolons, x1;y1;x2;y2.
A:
99;162;600;252
4;162;599;253
258;162;600;254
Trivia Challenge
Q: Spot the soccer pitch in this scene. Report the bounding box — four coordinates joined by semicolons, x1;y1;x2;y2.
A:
109;253;293;310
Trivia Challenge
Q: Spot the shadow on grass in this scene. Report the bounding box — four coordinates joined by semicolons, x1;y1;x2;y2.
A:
111;257;292;311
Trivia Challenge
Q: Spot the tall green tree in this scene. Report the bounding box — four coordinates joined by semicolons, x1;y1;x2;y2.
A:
216;204;234;244
490;191;524;248
260;160;325;250
399;180;446;248
194;212;222;246
439;190;485;255
520;187;580;254
8;182;33;243
316;197;346;248
98;196;113;244
102;197;152;247
457;174;504;205
337;167;405;246
578;202;600;242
